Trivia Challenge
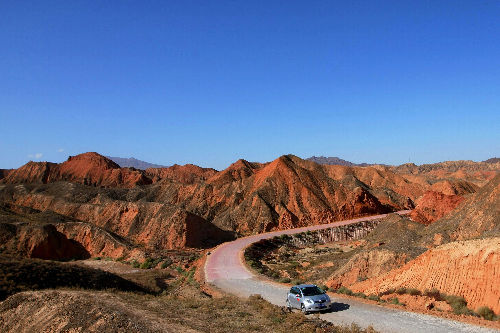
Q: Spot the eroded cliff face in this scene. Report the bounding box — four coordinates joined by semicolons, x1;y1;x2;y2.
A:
0;222;90;260
326;249;408;290
424;173;500;243
349;238;500;314
1;188;233;251
410;191;466;225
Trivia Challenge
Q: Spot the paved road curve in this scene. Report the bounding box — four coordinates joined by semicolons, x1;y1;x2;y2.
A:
205;212;498;333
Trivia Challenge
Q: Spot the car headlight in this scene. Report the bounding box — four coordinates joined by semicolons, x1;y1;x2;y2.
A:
305;299;314;304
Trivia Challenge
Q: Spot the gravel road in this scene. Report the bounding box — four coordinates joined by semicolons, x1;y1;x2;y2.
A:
205;212;498;333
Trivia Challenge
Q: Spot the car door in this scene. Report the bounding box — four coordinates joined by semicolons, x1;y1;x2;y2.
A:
289;287;301;309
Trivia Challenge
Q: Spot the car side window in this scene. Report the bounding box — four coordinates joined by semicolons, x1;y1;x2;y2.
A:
290;287;300;295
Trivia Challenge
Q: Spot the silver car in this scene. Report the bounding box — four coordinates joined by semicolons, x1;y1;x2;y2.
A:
286;284;332;314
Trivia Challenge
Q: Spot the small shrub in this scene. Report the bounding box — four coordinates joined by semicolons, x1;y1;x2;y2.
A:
378;288;395;296
476;306;496;321
94;257;101;261
444;295;474;315
424;288;443;301
140;258;153;269
291;279;304;285
390;298;401;305
368;294;381;302
279;277;291;283
353;292;367;299
161;258;173;269
336;286;353;296
395;287;407;295
408;288;421;296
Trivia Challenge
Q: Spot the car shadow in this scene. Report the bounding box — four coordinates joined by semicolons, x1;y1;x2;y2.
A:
328;302;350;312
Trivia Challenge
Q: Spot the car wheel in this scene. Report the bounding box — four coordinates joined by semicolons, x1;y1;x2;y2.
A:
286;300;292;311
301;304;308;314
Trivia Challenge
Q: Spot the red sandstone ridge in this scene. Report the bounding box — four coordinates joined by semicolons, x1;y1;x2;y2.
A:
1;152;151;188
207;159;264;185
1;153;498;256
1;162;57;184
410;191;465;225
146;164;217;184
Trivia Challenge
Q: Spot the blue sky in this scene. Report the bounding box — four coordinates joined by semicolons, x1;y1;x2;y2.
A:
1;1;499;170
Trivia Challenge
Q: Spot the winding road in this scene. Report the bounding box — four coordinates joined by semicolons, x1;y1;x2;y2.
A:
205;211;498;333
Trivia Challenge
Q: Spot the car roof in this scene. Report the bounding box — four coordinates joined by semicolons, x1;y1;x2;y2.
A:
293;284;317;288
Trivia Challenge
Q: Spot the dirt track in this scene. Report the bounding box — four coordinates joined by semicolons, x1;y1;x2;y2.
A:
205;212;498;333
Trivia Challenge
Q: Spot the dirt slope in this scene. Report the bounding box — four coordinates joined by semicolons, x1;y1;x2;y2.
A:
0;290;192;333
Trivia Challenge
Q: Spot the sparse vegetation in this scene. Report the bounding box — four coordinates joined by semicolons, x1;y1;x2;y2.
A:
161;258;173;269
476;306;496;321
0;255;147;300
336;286;353;296
367;294;381;302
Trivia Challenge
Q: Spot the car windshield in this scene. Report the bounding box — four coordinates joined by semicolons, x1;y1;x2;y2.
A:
301;286;324;296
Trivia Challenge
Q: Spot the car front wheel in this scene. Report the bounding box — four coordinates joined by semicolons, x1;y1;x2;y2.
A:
286;300;291;311
301;304;308;314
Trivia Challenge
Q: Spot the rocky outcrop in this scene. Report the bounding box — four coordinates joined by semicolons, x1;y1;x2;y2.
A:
410;191;465;225
2;162;57;184
349;237;500;314
429;179;478;196
326;249;408;290
146;164;217;184
0;222;90;260
425;173;500;242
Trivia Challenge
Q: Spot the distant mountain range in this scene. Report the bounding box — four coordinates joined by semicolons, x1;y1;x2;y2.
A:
306;156;374;167
106;156;168;170
307;156;500;167
107;155;499;170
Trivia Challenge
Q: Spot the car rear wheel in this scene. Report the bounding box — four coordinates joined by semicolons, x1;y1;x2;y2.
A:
286;300;291;311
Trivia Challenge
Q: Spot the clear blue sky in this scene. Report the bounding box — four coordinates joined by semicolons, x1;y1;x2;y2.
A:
1;1;499;170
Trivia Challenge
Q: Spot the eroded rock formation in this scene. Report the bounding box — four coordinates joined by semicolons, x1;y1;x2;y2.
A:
349;238;500;314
